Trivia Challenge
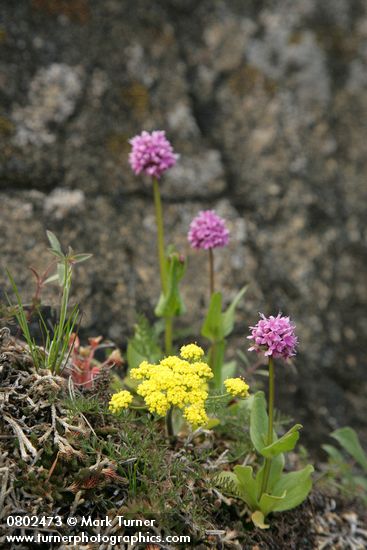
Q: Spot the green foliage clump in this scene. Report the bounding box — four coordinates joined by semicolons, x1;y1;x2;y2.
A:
216;391;314;529
78;411;213;538
6;231;91;374
126;314;162;372
323;426;367;504
201;286;248;388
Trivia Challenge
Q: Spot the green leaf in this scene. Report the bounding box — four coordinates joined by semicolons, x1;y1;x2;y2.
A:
46;230;62;255
331;427;367;472
215;471;242;497
127;342;147;372
48;249;64;259
205;418;221;429
259;491;287;517
251;511;269;529
43;273;59;285
250;391;269;453
5;269;41;369
121;375;139;392
215;467;260;511
233;465;259;510
57;263;66;286
322;444;345;464
221;360;237;383
155;253;186;318
220;394;252;423
270;465;314;512
260;424;303;458
222;285;248;338
110;373;125;392
201;292;224;342
209;340;226;389
126;315;162;371
72;253;93;263
202;285;248;343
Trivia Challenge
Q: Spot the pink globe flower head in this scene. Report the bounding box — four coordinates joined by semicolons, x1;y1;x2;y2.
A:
128;130;178;178
247;313;298;360
188;210;230;250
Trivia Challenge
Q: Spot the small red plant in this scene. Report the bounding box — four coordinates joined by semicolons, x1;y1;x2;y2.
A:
68;333;122;389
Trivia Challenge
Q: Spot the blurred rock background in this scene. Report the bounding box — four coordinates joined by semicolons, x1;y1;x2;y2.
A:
0;0;366;451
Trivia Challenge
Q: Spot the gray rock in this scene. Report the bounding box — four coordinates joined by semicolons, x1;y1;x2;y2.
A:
12;63;84;146
0;0;366;450
44;188;85;219
164;150;226;198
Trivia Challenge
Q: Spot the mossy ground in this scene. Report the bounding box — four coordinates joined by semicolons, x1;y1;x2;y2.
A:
0;332;366;549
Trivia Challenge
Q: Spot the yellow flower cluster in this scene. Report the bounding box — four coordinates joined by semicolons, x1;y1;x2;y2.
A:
180;343;204;362
109;390;133;413
224;377;250;398
130;344;213;426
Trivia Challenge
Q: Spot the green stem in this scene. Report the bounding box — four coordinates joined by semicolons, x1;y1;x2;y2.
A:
166;407;174;438
152;177;172;355
153;178;167;294
260;356;275;496
51;260;71;374
208;340;217;387
207;393;229;401
208;250;220;385
165;317;173;355
209;248;214;298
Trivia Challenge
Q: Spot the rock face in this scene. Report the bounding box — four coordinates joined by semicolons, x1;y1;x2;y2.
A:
0;0;366;450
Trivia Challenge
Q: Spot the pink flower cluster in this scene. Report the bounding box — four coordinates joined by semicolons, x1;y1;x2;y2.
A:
188;210;230;250
129;130;178;178
247;313;298;360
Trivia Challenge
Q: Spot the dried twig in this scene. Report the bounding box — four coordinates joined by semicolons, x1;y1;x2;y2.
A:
3;415;37;461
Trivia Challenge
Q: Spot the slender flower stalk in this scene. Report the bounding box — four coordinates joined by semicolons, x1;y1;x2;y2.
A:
152;177;172;353
188;210;230;378
129;130;178;356
166;407;174;439
209;341;218;385
188;209;229;301
209;248;215;297
152;177;167;294
260;356;275;495
164;316;173;356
